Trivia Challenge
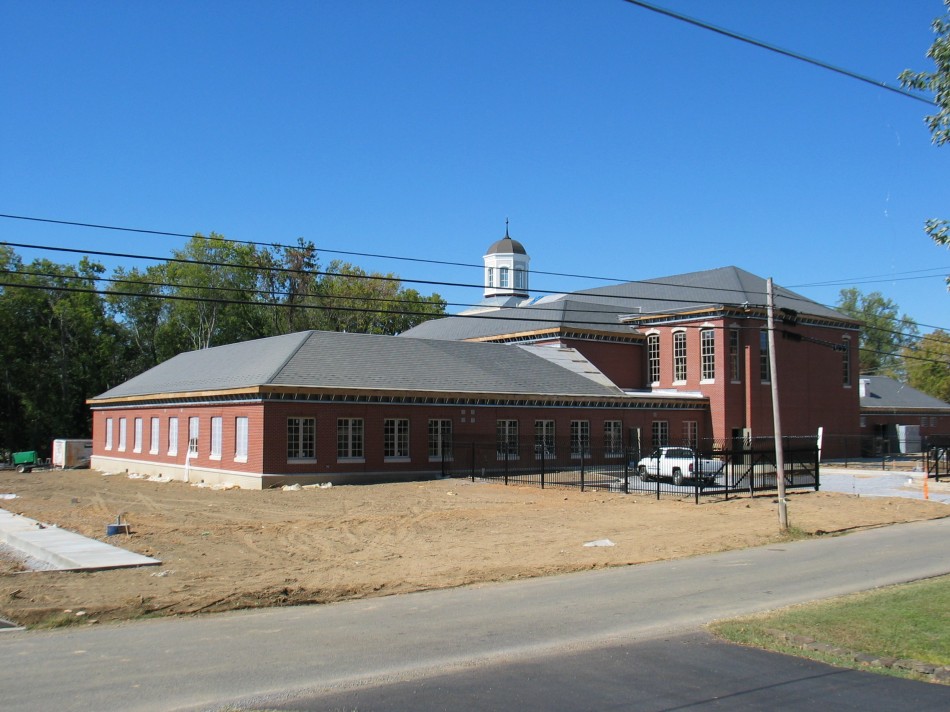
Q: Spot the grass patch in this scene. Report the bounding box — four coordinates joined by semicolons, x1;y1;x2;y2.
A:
711;575;950;680
32;611;87;629
776;525;813;542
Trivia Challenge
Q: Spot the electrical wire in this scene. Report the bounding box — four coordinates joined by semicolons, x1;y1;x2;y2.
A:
0;270;797;332
3;268;948;369
6;235;948;342
2;239;785;312
619;0;937;106
0;212;876;306
3;213;948;335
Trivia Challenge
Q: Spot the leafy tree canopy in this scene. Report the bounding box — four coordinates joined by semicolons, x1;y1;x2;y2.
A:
836;288;919;378
903;329;950;403
900;0;950;279
0;236;446;454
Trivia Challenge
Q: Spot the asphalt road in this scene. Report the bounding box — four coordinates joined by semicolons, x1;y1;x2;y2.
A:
1;517;948;711
280;631;950;712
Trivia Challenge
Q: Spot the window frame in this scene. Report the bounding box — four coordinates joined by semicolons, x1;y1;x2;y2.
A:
604;420;623;458
535;419;555;459
105;417;113;451
384;418;410;460
496;419;519;459
683;420;698;448
647;333;660;385
842;337;852;387
188;417;199;457
673;330;687;383
570;420;590;459
149;417;160;455
428;419;452;462
168;417;178;456
210;416;223;460
729;328;741;382
287;416;316;461
337;418;364;461
700;328;715;382
235;416;249;462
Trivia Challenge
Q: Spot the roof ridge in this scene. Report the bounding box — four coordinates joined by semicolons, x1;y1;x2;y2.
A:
268;331;317;382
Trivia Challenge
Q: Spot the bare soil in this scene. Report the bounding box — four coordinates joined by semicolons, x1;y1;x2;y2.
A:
0;469;946;628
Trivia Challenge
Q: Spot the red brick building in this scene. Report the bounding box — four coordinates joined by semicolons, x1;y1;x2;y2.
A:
89;330;710;488
89;234;871;488
404;235;863;455
858;376;950;453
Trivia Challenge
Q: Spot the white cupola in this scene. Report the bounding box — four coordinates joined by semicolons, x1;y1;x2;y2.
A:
483;221;530;300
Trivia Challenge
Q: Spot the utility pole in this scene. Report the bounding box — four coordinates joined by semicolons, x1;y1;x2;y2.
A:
767;278;788;531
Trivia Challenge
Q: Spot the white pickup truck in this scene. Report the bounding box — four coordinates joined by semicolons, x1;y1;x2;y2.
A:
637;447;724;486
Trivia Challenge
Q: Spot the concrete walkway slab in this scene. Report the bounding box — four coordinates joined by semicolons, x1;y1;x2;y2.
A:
0;507;161;571
821;467;950;504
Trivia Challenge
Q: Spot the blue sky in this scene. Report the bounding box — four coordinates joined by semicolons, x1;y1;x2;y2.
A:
1;0;947;332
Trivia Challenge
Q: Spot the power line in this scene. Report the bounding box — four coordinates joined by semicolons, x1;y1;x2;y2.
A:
0;267;798;332
5;212;949;333
619;0;937;106
2;267;670;323
0;212;842;304
7;234;943;333
6;278;948;369
6;246;950;370
790;270;950;290
4;210;950;338
1;239;782;312
0;212;660;288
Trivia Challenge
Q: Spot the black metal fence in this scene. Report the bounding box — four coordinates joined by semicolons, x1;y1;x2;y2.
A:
927;446;949;481
441;437;819;502
821;433;950;462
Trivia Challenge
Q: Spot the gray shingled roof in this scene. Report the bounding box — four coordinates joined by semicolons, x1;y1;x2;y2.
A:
399;299;636;341
574;266;849;322
93;331;313;400
860;376;950;410
400;266;854;341
91;330;626;401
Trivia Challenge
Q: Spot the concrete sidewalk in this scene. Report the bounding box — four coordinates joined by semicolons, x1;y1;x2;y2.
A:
0;507;160;571
821;467;950;504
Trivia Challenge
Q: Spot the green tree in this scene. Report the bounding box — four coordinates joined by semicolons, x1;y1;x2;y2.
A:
900;0;950;281
317;260;446;334
903;330;950;402
256;238;323;335
164;234;269;350
836;288;919;378
0;251;122;454
105;263;181;374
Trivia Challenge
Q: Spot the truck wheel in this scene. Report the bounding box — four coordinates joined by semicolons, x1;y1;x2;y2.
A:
638;465;651;481
16;464;27;474
672;468;684;486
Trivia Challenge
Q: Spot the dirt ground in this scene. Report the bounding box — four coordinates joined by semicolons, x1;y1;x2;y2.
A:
0;469;947;628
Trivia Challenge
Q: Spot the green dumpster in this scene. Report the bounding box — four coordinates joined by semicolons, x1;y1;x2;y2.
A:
12;451;38;473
